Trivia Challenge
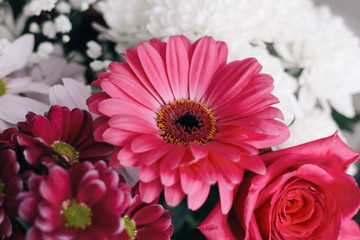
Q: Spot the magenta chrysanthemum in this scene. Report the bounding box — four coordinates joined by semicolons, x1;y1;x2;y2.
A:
87;35;290;213
0;144;22;238
18;161;132;240
13;105;113;168
117;185;173;240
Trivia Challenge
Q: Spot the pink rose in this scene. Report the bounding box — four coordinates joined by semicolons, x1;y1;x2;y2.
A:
199;133;360;240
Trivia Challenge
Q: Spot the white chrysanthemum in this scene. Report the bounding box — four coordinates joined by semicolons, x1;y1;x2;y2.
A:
277;107;340;149
0;35;49;131
54;15;72;33
94;0;152;53
273;5;360;118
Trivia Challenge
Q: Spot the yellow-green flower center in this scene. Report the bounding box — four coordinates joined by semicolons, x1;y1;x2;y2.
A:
124;216;137;240
52;141;79;164
61;200;92;229
0;180;4;197
0;78;6;97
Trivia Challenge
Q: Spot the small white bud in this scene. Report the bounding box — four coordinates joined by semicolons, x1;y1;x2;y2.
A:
86;41;102;59
37;42;54;59
102;60;112;70
80;2;89;11
54;15;72;33
56;2;71;14
62;35;70;43
90;60;104;72
42;21;57;39
29;22;40;33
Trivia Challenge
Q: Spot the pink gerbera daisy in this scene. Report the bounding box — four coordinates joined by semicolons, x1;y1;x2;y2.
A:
87;35;289;213
117;184;173;240
0;144;22;238
13;105;113;168
18;161;132;240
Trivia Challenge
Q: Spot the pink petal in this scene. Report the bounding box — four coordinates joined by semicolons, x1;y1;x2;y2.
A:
133;205;164;225
204;58;262;109
189;143;208;162
107;115;158;134
102;128;136;146
160;145;186;169
238;155;266;175
137;42;174;103
98;98;155;118
131;134;166;153
164;184;184;207
187;182;210;210
189;37;224;100
123;48;163;104
340;219;360;240
160;166;178;187
179;168;204;195
46;105;64;140
139;179;163;203
198;203;239;240
40;166;70;206
87;92;109;115
218;178;236;214
117;144;139;166
107;73;160;111
77;179;106;207
139;163;159;183
136;227;170;240
166;36;190;99
141;144;173;166
31;115;54;145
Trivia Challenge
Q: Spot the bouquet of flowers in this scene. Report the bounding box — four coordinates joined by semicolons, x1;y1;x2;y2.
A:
0;0;359;239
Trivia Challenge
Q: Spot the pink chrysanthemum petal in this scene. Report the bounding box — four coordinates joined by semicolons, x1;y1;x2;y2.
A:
166;36;190;99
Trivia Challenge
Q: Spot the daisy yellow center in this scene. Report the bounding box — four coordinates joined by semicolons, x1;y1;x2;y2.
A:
0;180;4;197
156;99;216;146
61;200;92;229
52;141;79;164
124;216;137;240
0;78;6;97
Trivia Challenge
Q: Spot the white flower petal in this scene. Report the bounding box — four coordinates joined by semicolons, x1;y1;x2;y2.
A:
0;34;34;77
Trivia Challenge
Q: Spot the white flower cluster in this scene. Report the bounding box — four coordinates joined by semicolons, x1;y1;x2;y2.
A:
95;0;360;148
26;0;58;16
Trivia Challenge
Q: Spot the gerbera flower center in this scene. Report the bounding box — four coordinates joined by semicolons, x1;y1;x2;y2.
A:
0;180;4;197
0;78;6;97
124;216;137;240
52;141;79;164
156;99;216;146
61;200;92;229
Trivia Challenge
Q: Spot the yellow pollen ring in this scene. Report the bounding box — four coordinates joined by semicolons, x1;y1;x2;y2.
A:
156;99;216;146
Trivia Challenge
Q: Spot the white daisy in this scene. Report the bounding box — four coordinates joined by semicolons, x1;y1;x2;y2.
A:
0;35;49;130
